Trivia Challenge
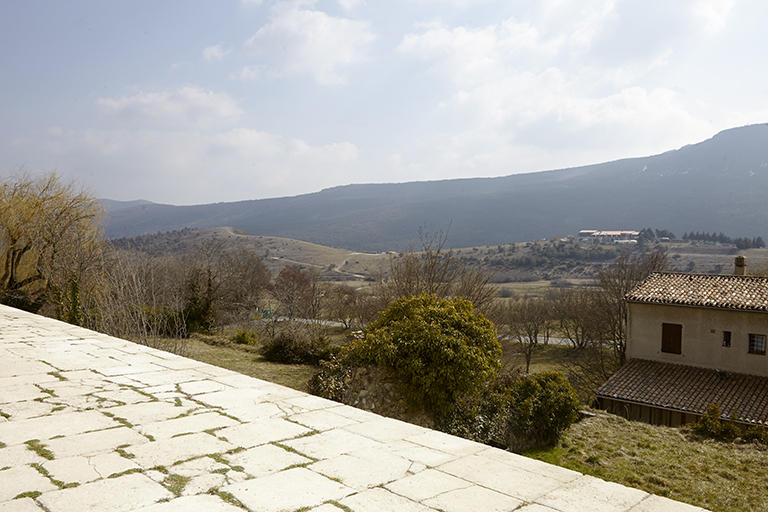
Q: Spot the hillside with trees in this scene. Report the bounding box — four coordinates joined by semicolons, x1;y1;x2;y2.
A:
105;123;768;252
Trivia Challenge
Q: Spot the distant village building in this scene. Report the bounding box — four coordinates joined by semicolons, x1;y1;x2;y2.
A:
578;230;639;243
596;257;768;427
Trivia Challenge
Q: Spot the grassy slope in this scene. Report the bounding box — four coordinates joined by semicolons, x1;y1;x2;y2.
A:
525;412;768;512
182;335;317;392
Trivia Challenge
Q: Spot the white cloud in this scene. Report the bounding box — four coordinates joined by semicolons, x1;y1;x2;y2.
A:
393;6;723;179
96;87;243;129
337;0;362;10
202;43;232;62
244;3;377;85
15;127;359;204
692;0;735;34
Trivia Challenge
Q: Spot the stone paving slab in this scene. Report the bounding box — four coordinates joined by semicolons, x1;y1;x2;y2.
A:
0;305;709;511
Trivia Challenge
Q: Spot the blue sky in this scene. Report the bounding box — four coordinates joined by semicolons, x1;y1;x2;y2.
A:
2;0;766;205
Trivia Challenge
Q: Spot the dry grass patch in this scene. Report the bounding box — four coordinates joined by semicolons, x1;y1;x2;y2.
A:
524;412;768;512
184;335;318;392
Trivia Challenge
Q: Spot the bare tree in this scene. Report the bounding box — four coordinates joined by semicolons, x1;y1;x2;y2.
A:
596;250;668;365
548;287;606;349
268;264;322;320
324;283;359;328
496;297;551;374
382;227;497;313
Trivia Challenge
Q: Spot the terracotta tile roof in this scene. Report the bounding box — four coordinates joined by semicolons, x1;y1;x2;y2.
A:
596;358;768;424
626;272;768;311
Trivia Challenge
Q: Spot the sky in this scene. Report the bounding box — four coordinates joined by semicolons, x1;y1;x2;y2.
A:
1;0;767;206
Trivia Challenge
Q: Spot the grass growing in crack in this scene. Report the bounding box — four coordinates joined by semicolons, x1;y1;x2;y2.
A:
325;501;353;512
269;442;317;462
0;410;10;419
102;412;135;429
48;371;67;381
31;463;78;489
283;462;311;471
36;386;56;397
14;491;42;500
51;406;65;413
209;489;247;509
207;453;230;465
115;446;135;459
122;385;159;402
174;397;183;407
216;410;242;423
163;473;190;496
108;468;144;478
0;441;6;449
25;440;54;460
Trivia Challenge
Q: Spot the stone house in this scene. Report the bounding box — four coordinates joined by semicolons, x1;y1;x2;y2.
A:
596;257;768;427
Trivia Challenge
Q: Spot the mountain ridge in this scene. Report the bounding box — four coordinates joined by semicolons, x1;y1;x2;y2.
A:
105;123;768;251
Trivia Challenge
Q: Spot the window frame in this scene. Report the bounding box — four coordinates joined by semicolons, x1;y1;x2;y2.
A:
722;331;731;348
748;333;766;355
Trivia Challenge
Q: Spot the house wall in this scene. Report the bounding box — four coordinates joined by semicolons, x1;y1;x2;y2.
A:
627;302;768;377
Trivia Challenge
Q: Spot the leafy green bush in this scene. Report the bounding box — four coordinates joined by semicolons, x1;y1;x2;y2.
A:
440;371;580;452
355;294;501;416
259;330;335;365
691;404;740;442
506;372;580;451
742;425;768;445
231;329;258;345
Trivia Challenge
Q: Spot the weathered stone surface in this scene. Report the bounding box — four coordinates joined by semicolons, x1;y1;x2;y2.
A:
0;465;58;502
339;487;436;512
138;411;239;440
422;485;524;512
46;426;149;458
125;433;233;468
227;443;312;477
0;305;709;512
385;468;472;502
310;449;413;490
131;494;243;511
37;473;172;512
535;475;648;512
0;410;117;446
215;417;311;448
0;497;45;512
281;428;382;460
223;467;354;511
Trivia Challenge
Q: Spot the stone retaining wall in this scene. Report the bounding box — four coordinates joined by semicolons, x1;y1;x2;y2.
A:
342;365;435;429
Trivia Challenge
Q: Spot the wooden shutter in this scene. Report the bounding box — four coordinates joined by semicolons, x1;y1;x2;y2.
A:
661;323;682;354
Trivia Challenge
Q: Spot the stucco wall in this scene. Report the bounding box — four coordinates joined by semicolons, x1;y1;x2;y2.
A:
627;302;768;377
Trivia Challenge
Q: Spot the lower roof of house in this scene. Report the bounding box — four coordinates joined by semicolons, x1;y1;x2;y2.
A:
596;358;768;425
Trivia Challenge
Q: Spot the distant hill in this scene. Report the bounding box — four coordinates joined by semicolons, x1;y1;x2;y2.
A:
104;124;768;252
101;199;154;213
